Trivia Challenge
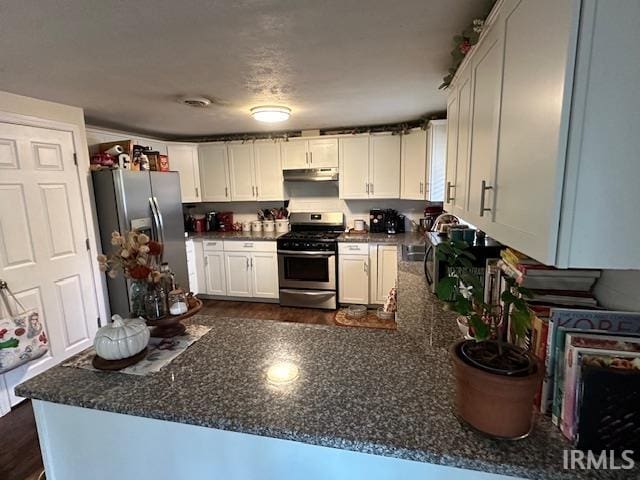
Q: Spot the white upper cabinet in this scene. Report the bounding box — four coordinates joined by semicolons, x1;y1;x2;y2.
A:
369;133;401;199
281;139;308;170
426;120;447;202
339;136;370;199
400;129;427;200
401;124;446;201
445;89;459;210
199;143;230;202
465;12;505;226
167;143;200;203
308;138;338;168
444;0;640;268
227;142;256;201
254;141;286;201
339;134;401;200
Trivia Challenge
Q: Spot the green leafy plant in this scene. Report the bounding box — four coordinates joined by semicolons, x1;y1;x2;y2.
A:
435;240;533;354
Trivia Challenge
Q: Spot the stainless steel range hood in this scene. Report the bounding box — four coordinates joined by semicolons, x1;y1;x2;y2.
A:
283;168;338;182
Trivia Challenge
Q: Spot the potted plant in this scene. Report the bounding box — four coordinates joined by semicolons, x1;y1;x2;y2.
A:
436;240;542;439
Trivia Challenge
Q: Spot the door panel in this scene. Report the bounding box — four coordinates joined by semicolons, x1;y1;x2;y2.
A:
228;143;256;201
338;255;369;304
369;134;401;199
224;252;251;297
281;139;308;170
167;144;199;203
308;138;338;168
453;66;472;216
204;252;226;296
339;136;369;199
467;17;504;226
445;91;459;210
254;141;285;201
400;130;427;200
251;252;278;299
375;245;398;304
199;144;230;202
0;122;98;406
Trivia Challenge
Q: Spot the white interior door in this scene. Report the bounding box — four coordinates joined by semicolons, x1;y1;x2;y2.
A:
224;252;252;297
199;144;230;202
369;134;401;199
0;122;99;406
250;252;278;299
339;136;369;199
254;141;285;201
227;143;256;201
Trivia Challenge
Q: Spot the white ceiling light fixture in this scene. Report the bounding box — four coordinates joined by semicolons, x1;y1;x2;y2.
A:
250;105;291;123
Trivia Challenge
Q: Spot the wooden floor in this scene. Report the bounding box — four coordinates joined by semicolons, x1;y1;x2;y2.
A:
0;300;335;479
0;400;43;480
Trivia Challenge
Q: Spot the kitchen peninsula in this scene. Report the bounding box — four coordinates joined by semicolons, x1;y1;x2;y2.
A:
15;244;624;480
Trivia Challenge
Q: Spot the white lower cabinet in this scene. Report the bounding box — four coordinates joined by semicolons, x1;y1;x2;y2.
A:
369;245;398;305
338;254;370;305
204;251;227;296
224;252;253;297
186;239;205;294
250;252;279;299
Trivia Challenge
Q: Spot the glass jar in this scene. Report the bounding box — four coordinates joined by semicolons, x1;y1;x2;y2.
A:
168;290;188;316
128;280;148;317
144;286;167;320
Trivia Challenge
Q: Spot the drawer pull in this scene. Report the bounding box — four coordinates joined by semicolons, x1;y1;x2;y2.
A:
244;243;254;248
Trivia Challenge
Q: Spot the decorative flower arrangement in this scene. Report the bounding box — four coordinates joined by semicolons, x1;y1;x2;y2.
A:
439;18;486;90
97;231;164;283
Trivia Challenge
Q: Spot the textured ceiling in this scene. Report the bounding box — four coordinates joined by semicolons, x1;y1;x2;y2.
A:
0;0;491;138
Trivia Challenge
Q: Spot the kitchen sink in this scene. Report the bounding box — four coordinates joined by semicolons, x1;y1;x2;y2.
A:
402;244;426;262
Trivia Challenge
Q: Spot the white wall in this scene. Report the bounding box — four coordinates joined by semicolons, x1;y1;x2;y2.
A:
594;270;640;311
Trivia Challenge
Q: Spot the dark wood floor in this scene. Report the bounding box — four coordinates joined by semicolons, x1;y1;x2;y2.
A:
200;299;338;325
0;301;333;479
0;400;43;480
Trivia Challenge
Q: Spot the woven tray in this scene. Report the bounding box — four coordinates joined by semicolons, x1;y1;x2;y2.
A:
335;309;396;330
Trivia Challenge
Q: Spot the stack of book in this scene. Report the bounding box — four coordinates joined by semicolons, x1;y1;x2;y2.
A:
536;308;640;447
498;248;601;308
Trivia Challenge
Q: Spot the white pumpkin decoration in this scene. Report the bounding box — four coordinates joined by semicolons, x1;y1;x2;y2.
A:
94;315;150;360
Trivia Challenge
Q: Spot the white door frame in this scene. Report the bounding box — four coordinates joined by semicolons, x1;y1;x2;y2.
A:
0;111;109;349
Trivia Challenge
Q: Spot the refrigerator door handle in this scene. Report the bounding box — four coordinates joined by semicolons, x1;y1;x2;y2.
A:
152;197;166;259
149;197;160;242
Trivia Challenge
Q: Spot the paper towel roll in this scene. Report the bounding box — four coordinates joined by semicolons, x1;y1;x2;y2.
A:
105;145;124;156
118;153;131;169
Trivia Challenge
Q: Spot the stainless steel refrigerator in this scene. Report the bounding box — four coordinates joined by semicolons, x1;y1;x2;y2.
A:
92;170;188;317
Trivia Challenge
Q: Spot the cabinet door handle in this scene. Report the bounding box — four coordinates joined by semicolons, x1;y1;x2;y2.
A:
366;183;369;194
252;185;255;196
370;183;374;195
244;243;254;248
250;257;254;268
305;152;309;164
446;181;455;203
419;181;423;194
225;186;228;197
246;257;249;270
255;186;259;197
480;180;494;217
364;262;368;274
195;187;199;198
309;151;313;164
204;256;208;266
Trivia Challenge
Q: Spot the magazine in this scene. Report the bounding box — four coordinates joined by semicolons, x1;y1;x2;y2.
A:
540;308;640;414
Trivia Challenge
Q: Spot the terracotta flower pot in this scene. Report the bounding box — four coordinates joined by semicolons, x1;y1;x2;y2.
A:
450;340;542;439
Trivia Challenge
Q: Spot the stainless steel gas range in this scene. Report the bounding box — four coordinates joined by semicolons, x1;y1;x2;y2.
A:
277;212;344;309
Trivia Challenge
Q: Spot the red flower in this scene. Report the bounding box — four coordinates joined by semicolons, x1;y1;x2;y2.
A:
459;39;471;55
129;265;152;280
147;241;163;256
39;332;48;344
0;328;7;339
14;328;25;336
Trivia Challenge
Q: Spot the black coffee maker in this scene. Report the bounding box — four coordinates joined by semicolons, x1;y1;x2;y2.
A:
205;211;218;232
383;209;406;234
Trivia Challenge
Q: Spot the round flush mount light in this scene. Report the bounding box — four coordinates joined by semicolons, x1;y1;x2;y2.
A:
250;105;291;123
266;361;299;385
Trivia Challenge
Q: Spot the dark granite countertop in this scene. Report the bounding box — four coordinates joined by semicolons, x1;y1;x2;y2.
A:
338;231;426;244
15;234;634;480
186;231;283;241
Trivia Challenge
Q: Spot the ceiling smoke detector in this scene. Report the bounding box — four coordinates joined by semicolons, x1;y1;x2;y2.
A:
178;96;212;108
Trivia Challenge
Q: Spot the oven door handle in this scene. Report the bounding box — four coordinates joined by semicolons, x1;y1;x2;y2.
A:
424;244;434;286
280;289;335;296
277;250;335;257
